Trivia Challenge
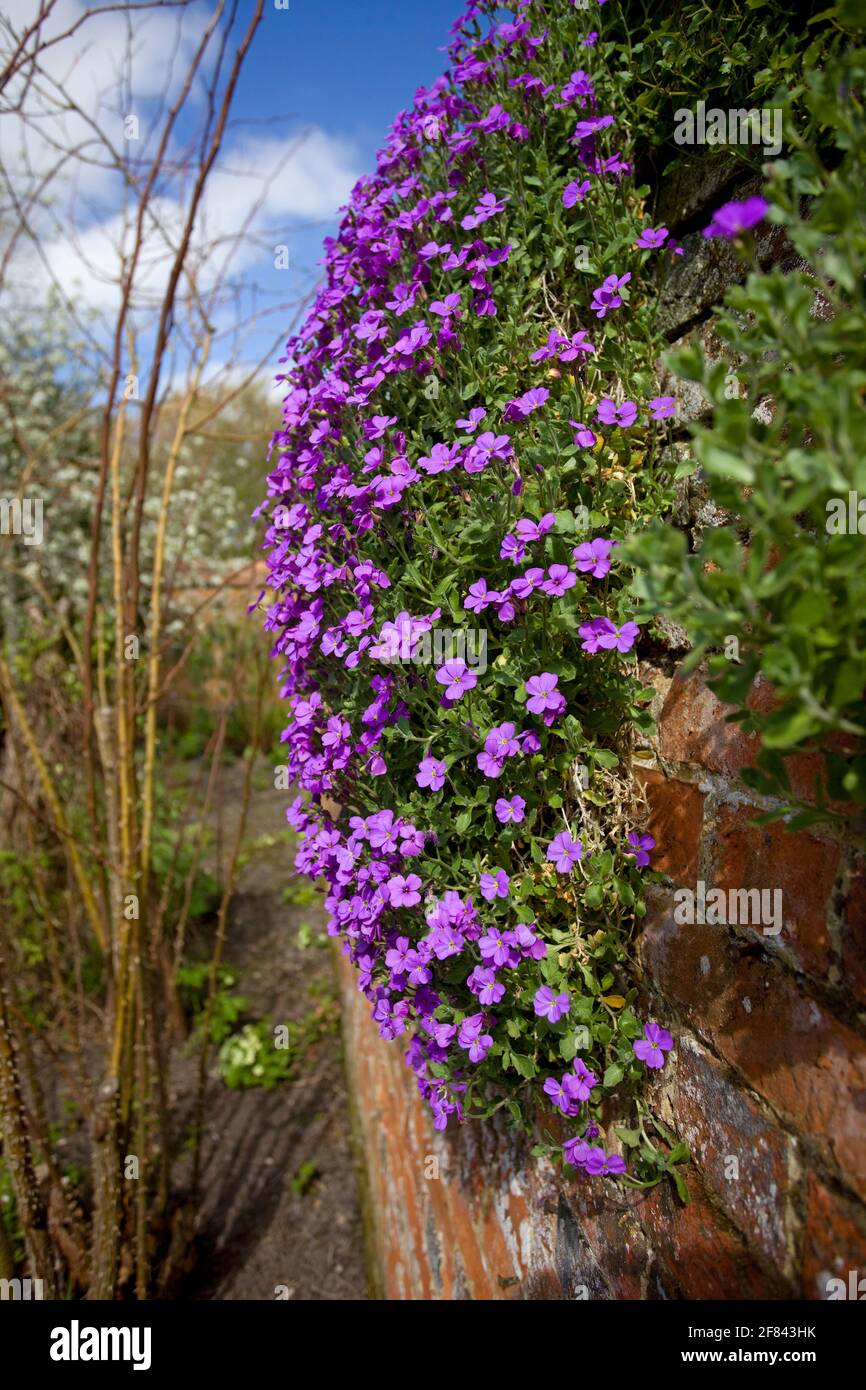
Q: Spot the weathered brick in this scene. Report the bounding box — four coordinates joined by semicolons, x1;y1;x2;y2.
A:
841;857;866;1008
635;766;704;882
659;668;760;775
635;1179;781;1298
710;804;838;977
672;1033;793;1268
639;893;866;1198
801;1172;866;1300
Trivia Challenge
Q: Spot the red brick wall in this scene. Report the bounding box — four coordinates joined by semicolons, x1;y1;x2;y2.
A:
338;664;866;1300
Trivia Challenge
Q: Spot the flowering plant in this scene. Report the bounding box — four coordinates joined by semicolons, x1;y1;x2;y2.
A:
256;0;701;1188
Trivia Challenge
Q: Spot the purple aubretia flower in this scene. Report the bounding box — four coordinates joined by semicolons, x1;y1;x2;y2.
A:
590;272;631;319
495;795;526;824
596;397;637;428
579;616;639;654
635;225;668;250
544;1075;584;1116
547;831;583;873
480;868;509;901
525;672;562;714
563;1136;591;1168
572;537;615;578
563;178;591;208
534;986;570;1023
416;756;446;790
569;419;597;449
585;1148;627;1176
570;1057;597;1101
703;195;769;239
387;873;422;907
479;928;517;968
633;1021;673;1069
649;395;676;420
626;831;655;867
456;406;487;433
436;658;477;702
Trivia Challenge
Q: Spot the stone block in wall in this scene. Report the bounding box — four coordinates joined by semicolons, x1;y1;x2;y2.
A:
638;891;866;1200
801;1172;866;1300
709;804;838;979
635;764;704;882
671;1034;794;1270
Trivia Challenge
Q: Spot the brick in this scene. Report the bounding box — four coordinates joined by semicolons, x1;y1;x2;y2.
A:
639;893;866;1198
672;1034;792;1268
710;804;838;977
801;1173;866;1300
635;766;704;882
659;669;856;811
841;858;866;1008
635;1180;781;1298
659;668;760;775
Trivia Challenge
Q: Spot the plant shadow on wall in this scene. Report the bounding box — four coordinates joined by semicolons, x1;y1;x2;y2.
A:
257;0;865;1216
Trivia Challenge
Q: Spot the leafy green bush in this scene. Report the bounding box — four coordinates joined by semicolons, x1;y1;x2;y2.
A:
627;40;866;826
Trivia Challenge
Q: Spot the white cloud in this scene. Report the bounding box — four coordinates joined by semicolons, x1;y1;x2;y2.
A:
1;2;361;336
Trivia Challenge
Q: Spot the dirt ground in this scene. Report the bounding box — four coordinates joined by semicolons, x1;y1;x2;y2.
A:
176;764;371;1301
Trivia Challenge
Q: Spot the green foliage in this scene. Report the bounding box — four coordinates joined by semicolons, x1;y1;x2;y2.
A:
175;962;249;1044
626;39;866;824
217;986;340;1090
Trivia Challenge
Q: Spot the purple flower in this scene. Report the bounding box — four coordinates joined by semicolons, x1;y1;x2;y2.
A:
477;749;505;779
495;795;526;825
418;441;460;475
546;831;583;873
559;330;595;362
530;329;568;362
649;395;676;420
464;577;500;613
633;1021;673;1070
504;386;549;422
525;672;561;714
590;271;631;319
579;617;639;654
500;533;526;564
563;1136;591;1167
466;1032;494;1063
703;195;769;240
515;513;555;543
584;1148;627;1176
511;566;545;601
485;722;519;759
385;936;412;973
456;406;487;433
479;928;517;968
468;966;505;1005
436;658;477;702
626;831;655;868
416;756;446;791
570;1057;598;1102
464;430;512;472
572;537;615;578
534;986;570;1023
595;397;637;429
542;564;577;597
569;419;597;449
480;869;510;901
544;1075;576;1113
635;225;668;250
563;178;591;208
387;873;422;907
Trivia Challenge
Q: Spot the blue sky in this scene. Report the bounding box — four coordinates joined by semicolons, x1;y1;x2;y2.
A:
1;0;468;389
231;0;464;373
